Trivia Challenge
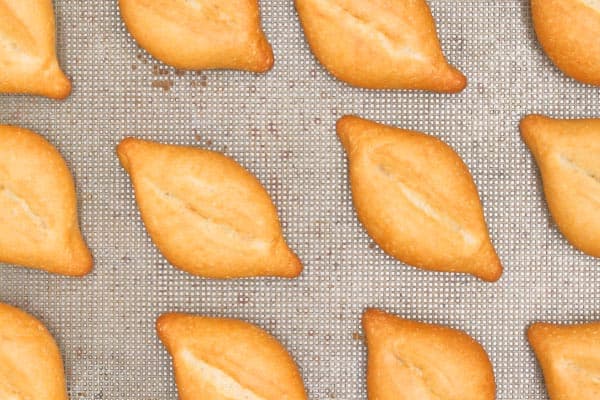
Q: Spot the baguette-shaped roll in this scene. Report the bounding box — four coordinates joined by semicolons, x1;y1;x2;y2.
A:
295;0;466;92
117;138;302;278
338;116;502;281
0;0;71;98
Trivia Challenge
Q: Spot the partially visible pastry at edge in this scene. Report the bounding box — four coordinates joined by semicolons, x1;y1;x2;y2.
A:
521;115;600;258
0;302;69;400
531;0;600;86
117;137;302;279
0;0;71;99
337;115;502;281
528;321;600;399
157;313;308;400
119;0;274;72
363;309;495;400
0;125;92;276
295;0;466;92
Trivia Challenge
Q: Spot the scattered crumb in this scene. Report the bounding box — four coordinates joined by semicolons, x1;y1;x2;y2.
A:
368;242;377;250
131;64;137;71
151;80;173;91
175;69;186;77
352;331;363;341
194;134;202;142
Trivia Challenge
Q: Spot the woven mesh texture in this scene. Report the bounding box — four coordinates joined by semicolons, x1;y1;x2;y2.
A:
1;0;599;398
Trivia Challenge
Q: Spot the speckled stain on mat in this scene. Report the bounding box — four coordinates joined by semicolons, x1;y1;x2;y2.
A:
0;1;599;399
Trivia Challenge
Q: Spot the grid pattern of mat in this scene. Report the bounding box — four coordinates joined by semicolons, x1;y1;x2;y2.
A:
1;1;599;399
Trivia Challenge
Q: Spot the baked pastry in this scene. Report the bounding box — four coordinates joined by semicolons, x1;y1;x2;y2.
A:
119;0;274;72
528;321;600;399
157;312;308;400
531;0;600;86
295;0;466;92
363;308;495;400
0;0;71;99
0;302;68;400
521;115;600;258
117;138;301;278
337;115;502;281
0;125;92;276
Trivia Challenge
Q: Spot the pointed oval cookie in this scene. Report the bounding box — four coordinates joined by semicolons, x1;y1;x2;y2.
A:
117;138;301;279
531;0;600;86
119;0;274;72
337;116;501;281
521;115;600;258
363;309;495;400
0;302;69;400
0;125;92;276
0;0;71;99
295;0;466;92
528;321;600;400
157;313;308;400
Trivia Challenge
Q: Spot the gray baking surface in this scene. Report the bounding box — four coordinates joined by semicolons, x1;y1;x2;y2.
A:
0;0;599;399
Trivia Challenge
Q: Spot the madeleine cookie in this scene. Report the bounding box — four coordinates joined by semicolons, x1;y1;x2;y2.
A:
363;309;495;400
0;0;71;99
119;0;274;72
338;116;501;281
295;0;466;92
528;322;600;399
157;313;308;400
117;138;301;279
0;302;68;400
531;0;600;86
521;115;600;258
0;125;92;276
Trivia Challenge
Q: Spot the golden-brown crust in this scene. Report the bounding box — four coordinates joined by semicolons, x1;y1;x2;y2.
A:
119;0;274;72
156;312;308;400
0;302;68;400
295;0;466;92
520;114;600;258
337;115;502;281
362;308;495;400
0;125;92;276
528;321;600;399
0;0;71;99
531;0;600;86
117;137;302;279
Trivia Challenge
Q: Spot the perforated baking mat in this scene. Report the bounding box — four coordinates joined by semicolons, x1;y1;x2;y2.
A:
1;1;599;398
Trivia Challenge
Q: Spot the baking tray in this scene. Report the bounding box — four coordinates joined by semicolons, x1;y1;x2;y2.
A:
1;1;599;398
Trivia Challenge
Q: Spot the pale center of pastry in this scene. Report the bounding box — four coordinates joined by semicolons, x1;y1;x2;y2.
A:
559;356;600;385
0;185;48;233
319;0;427;62
180;349;267;400
376;164;479;248
146;179;270;251
387;348;445;400
580;0;600;12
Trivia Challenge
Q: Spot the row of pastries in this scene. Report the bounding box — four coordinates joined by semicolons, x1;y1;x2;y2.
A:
1;0;599;399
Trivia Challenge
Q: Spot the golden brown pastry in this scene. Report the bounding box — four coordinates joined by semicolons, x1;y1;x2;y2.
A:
363;309;495;400
0;0;71;99
528;321;600;399
157;313;308;400
117;138;301;279
521;115;600;258
119;0;274;72
0;125;92;276
531;0;600;86
0;302;68;400
295;0;466;92
337;115;502;281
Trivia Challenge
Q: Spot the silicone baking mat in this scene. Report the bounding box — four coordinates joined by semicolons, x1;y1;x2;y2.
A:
1;1;599;398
